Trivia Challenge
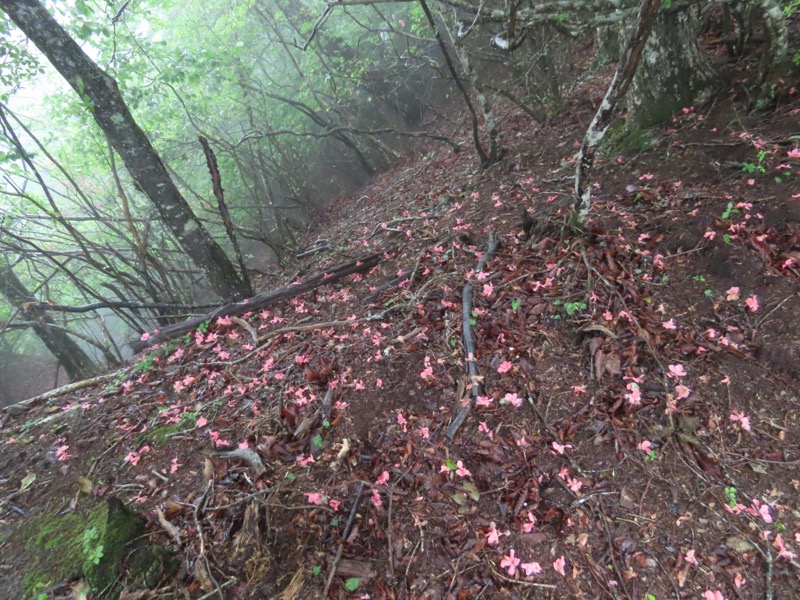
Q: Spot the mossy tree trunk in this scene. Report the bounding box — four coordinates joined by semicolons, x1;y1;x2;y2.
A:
625;6;719;129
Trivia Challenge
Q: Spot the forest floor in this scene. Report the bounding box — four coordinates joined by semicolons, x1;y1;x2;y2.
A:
1;69;800;600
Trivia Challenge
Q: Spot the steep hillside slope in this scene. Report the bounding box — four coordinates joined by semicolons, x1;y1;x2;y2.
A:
1;88;799;599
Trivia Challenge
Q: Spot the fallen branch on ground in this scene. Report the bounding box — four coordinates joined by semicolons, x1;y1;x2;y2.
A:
447;232;500;440
2;371;122;416
129;251;385;353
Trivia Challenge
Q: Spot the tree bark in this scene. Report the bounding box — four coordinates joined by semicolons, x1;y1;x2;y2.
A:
752;0;789;105
0;260;98;381
129;251;383;352
0;0;250;300
418;0;492;167
573;0;661;223
625;5;719;129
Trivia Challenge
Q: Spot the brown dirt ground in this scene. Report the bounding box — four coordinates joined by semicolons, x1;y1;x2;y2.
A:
2;51;800;600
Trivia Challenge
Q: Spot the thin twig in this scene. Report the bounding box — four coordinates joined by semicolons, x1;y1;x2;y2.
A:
323;482;365;596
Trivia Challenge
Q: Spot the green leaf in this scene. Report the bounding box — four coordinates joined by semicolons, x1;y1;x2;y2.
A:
444;459;457;471
511;299;521;311
344;577;360;591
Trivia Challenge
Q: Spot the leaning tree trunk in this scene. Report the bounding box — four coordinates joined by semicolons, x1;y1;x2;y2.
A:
0;261;98;381
574;0;662;223
625;5;719;129
0;0;252;300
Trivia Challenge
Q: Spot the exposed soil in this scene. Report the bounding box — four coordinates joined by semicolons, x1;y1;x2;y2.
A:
2;67;800;600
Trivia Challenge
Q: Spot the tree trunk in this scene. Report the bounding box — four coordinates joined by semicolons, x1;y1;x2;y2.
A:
0;260;98;381
752;0;789;105
0;0;251;300
574;0;662;223
626;6;719;129
595;24;622;67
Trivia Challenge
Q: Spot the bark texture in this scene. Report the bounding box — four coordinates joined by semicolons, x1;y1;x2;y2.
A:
574;0;661;223
0;261;98;381
626;6;719;129
0;0;250;300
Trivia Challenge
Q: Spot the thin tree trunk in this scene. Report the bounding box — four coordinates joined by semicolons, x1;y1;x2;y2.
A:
0;260;98;381
418;0;492;167
0;0;250;300
573;0;661;223
450;32;501;163
198;136;253;296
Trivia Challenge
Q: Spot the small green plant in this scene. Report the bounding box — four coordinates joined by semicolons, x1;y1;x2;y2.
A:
468;310;478;326
312;565;322;576
132;351;156;374
724;486;738;508
721;202;740;220
82;526;104;565
644;450;658;461
511;298;521;312
741;149;767;175
564;301;587;316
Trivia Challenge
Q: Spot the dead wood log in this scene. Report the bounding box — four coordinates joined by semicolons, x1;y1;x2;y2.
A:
129;252;383;353
2;371;121;416
447;233;500;440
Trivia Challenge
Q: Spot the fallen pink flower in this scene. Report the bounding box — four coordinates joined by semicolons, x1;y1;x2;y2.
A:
730;410;752;432
497;360;513;374
668;364;687;378
304;492;324;505
553;555;566;577
501;392;523;407
552;441;572;455
476;395;493;407
520;561;542;576
486;522;500;545
501;549;521;577
774;535;797;561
